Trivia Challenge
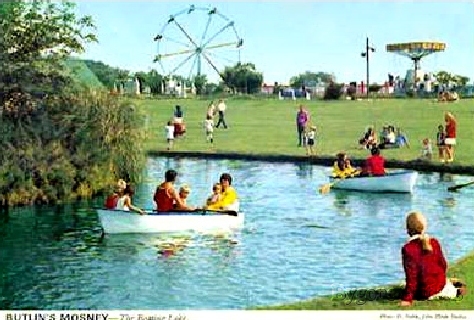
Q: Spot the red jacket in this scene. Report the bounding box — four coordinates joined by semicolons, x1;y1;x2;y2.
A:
365;155;385;175
401;236;447;302
445;119;456;139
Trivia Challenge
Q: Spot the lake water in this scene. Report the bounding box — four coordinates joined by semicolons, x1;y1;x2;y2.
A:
1;157;474;310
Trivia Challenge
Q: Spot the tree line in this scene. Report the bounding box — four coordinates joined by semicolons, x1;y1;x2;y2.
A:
0;0;145;207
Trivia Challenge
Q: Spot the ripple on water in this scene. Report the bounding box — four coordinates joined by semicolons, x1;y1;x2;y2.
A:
1;158;474;309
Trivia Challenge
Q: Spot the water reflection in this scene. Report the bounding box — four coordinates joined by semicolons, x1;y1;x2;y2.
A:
333;191;351;216
296;163;313;179
1;158;474;310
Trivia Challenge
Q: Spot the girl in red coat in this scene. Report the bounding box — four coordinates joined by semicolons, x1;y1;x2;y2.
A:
400;211;457;306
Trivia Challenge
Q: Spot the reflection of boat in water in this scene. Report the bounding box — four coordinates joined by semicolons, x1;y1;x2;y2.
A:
329;170;418;193
97;209;245;234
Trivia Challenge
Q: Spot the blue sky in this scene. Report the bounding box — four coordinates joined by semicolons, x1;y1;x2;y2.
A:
75;1;474;84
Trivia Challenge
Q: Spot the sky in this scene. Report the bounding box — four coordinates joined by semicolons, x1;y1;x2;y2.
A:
75;1;474;85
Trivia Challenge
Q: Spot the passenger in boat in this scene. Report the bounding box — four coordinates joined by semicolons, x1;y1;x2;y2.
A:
206;183;222;206
174;185;196;211
400;211;458;307
360;147;386;177
205;173;239;211
154;169;185;212
332;153;359;178
116;184;145;215
105;179;126;209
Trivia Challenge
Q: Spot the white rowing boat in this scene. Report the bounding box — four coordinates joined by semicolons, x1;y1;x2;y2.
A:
96;209;245;234
329;170;418;193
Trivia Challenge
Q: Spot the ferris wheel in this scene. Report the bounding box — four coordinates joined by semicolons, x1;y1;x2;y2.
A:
153;5;243;82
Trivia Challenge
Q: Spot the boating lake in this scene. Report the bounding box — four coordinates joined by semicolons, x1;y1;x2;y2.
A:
1;156;474;310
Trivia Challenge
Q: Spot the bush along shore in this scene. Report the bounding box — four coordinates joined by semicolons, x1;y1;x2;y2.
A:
0;1;145;207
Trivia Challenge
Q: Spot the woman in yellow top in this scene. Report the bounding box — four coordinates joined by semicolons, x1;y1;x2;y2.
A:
205;173;239;211
333;153;359;178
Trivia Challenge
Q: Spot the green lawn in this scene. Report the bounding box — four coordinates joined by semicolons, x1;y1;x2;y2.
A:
135;97;474;166
135;97;474;310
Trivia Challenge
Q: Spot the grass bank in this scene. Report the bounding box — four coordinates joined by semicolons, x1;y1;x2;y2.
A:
253;251;474;310
136;97;474;169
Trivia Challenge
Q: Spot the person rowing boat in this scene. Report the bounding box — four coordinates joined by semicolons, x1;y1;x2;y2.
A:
153;169;185;212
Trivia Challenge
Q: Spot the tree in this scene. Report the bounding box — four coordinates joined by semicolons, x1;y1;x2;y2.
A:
290;71;334;88
82;59;129;89
220;62;263;94
0;1;144;205
193;74;207;95
434;71;470;88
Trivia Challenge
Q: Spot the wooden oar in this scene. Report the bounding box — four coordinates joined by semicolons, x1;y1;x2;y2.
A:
319;182;335;194
448;180;474;192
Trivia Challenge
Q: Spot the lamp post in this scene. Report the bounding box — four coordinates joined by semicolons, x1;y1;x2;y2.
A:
361;37;375;100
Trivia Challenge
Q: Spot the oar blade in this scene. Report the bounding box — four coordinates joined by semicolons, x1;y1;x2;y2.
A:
319;183;332;194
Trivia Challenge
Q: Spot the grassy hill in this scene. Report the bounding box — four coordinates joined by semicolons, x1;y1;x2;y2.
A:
63;58;105;89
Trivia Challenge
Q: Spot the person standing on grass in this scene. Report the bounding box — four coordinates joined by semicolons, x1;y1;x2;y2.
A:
165;120;174;150
216;99;228;129
296;105;309;147
204;115;214;144
207;101;216;119
436;124;446;162
305;125;317;156
444;112;457;163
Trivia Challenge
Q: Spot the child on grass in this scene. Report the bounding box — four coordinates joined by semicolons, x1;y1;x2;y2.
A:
165;121;174;150
436;124;446;163
204;115;214;144
305;126;317;156
419;138;433;161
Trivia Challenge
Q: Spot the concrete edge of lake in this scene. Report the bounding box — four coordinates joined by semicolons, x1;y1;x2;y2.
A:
147;150;474;175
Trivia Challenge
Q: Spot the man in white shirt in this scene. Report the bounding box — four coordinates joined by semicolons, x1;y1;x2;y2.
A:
216;99;228;129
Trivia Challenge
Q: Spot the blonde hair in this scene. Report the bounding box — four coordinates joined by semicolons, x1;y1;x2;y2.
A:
406;211;432;251
444;111;454;122
179;184;191;194
117;179;126;191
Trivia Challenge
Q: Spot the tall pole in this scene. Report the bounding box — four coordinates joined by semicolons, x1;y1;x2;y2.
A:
366;37;369;100
361;37;375;100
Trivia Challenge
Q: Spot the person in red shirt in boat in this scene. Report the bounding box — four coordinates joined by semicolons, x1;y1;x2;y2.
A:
153;169;185;212
360;147;386;177
400;211;458;307
105;179;127;209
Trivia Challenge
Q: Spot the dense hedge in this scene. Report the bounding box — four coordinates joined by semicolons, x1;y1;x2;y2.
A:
0;0;145;206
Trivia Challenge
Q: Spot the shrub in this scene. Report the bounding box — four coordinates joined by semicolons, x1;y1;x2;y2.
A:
324;82;343;100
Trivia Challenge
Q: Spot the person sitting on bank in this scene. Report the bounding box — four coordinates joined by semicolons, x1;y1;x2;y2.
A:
379;126;398;149
204;173;239;211
333;152;359;178
153;169;185;212
395;127;410;148
359;127;377;150
174;184;196;211
116;184;145;215
360;147;386;177
418;138;433;161
400;211;458;307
